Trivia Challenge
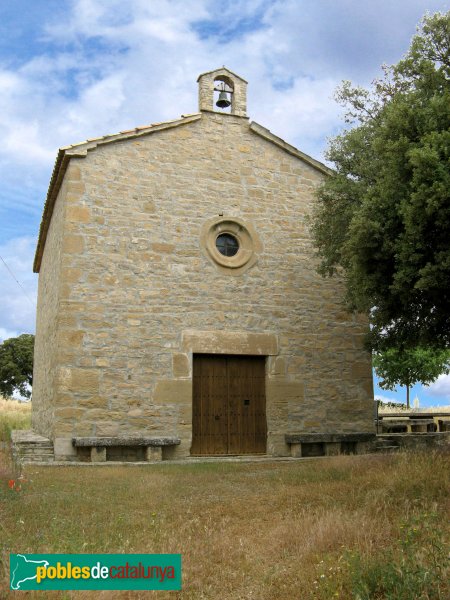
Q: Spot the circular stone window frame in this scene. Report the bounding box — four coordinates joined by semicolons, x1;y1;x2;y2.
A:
200;216;262;275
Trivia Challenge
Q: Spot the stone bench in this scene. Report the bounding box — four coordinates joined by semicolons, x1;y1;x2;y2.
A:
437;420;450;432
380;419;436;433
285;433;375;458
72;436;180;462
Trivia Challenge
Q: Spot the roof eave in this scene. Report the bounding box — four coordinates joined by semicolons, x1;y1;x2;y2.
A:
249;121;332;176
33;114;202;272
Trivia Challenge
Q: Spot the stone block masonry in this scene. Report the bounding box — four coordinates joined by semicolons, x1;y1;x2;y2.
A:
31;68;374;461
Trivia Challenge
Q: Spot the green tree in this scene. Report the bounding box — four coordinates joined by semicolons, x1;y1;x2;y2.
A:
310;12;450;350
0;334;34;399
373;347;450;408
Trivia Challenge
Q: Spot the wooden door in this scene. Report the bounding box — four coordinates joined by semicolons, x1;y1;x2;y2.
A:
192;354;267;455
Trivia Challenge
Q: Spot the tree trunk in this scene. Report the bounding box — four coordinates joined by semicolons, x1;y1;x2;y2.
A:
406;384;410;409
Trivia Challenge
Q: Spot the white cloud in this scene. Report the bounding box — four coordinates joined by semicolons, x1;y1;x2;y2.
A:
249;76;341;156
0;0;353;185
424;374;450;399
375;394;396;403
0;327;20;343
0;71;24;94
3;121;55;164
2;0;444;182
0;237;38;337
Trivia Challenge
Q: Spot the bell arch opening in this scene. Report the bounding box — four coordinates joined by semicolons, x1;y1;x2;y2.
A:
213;76;234;113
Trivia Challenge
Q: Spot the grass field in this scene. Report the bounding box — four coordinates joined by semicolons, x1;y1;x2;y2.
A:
0;402;449;599
0;397;31;444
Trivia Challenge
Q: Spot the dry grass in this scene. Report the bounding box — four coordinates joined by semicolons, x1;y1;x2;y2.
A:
0;396;31;443
1;448;449;599
379;405;450;414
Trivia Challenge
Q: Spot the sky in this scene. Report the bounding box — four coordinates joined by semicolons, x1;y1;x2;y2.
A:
0;0;449;407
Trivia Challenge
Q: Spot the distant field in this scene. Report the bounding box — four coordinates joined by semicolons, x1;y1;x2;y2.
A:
0;397;31;444
379;404;450;414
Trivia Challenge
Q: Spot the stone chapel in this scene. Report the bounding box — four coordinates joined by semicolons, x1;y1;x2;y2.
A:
30;67;375;462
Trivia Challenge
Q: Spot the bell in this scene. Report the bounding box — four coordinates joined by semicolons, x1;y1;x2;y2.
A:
216;91;231;108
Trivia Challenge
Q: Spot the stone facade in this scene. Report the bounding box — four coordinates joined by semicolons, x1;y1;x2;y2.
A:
32;67;374;461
